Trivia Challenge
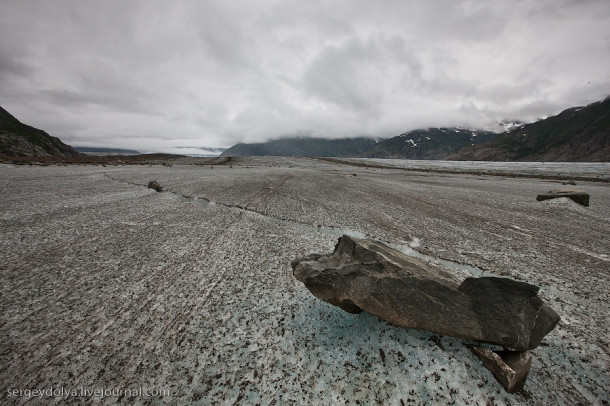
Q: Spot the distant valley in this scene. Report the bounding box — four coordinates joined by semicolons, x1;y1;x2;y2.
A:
75;146;141;155
2;96;608;162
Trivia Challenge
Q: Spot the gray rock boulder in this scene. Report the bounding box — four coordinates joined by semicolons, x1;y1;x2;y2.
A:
148;180;163;192
536;188;589;206
470;346;532;393
292;235;560;351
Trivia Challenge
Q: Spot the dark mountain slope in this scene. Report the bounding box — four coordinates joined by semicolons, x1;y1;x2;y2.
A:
365;128;498;159
0;106;79;157
220;137;377;157
450;97;610;161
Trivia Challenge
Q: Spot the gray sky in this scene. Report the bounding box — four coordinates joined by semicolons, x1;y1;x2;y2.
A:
1;0;609;154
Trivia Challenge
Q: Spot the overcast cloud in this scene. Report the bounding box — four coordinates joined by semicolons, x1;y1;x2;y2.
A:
1;0;609;154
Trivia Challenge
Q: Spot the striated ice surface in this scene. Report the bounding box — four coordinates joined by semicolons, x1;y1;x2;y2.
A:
1;159;608;405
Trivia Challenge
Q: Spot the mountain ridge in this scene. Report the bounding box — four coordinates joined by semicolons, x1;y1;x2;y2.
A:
221;97;609;161
365;128;498;159
449;97;610;161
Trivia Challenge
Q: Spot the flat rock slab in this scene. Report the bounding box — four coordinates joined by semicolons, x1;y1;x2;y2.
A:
470;346;532;393
292;235;560;351
536;188;589;206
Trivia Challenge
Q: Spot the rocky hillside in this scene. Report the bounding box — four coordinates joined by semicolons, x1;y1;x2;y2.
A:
220;137;378;157
450;97;610;161
0;106;79;157
364;128;498;159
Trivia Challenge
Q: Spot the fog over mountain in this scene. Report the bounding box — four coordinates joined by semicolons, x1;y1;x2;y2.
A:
1;1;609;153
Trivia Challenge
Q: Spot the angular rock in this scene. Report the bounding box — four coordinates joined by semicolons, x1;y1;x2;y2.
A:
292;235;560;351
148;180;163;192
470;346;532;393
536;188;589;206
